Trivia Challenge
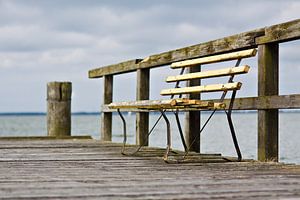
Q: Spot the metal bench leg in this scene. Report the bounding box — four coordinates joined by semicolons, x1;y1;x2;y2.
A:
117;109;127;155
174;111;187;152
160;110;171;161
226;90;242;161
118;110;173;157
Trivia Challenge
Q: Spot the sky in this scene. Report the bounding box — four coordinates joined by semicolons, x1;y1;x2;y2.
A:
0;0;299;112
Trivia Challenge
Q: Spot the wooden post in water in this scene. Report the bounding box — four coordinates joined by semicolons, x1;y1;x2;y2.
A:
185;65;201;152
136;69;150;146
101;75;113;141
47;82;72;137
258;44;279;162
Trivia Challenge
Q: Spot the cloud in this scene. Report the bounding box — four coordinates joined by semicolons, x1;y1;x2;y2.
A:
0;20;101;52
278;1;300;21
0;0;299;111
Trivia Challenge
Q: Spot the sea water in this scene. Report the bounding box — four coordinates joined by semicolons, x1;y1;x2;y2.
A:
0;112;299;164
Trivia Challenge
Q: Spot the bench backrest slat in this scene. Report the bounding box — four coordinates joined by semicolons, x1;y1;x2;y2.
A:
166;65;250;83
160;48;257;97
171;49;257;69
160;82;242;96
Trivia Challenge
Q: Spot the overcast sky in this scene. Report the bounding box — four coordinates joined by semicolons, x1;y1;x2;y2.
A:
0;0;299;112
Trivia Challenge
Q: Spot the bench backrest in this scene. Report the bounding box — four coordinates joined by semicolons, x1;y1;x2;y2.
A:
160;49;257;97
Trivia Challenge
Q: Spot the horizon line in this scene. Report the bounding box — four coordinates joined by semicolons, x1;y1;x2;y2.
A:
0;112;101;116
0;110;300;116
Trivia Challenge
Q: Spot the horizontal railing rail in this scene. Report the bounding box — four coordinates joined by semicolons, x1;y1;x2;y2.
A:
89;19;300;78
101;94;300;112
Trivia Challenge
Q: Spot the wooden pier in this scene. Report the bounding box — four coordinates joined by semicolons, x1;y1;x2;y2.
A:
0;138;300;199
2;19;300;199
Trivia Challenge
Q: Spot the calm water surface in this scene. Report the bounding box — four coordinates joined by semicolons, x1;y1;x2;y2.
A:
0;112;299;164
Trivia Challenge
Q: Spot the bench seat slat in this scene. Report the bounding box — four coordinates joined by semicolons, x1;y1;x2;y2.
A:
166;65;250;83
109;99;173;109
108;99;225;110
171;49;257;69
160;82;242;96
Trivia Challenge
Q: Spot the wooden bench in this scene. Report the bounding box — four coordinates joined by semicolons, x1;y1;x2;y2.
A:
109;48;257;162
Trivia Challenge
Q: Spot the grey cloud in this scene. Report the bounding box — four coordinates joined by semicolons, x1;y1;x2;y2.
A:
0;0;299;112
0;26;95;52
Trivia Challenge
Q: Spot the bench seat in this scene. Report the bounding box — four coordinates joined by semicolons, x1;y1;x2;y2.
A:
109;98;226;111
108;48;257;162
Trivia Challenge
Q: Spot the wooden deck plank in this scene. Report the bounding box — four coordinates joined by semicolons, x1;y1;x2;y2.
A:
0;139;299;199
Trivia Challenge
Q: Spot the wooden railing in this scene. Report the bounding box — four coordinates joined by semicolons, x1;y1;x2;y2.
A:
89;19;300;162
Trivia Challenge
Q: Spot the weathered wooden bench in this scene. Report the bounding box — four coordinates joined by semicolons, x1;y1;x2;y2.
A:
109;48;257;162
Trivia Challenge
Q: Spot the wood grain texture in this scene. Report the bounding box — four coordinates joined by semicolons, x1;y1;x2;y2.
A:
88;19;300;78
101;75;113;141
88;29;264;78
257;44;279;162
108;99;213;109
171;49;256;68
138;30;263;69
47;82;72;137
136;69;150;146
160;82;242;96
166;65;250;82
185;65;201;153
256;19;300;44
89;59;142;78
0;139;299;200
103;94;300;112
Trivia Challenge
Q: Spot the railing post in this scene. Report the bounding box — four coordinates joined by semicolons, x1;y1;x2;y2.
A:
47;82;72;137
136;68;150;146
257;44;279;162
185;65;201;152
101;75;113;141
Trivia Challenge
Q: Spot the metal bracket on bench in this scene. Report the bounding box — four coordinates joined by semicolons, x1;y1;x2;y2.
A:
174;110;187;151
116;57;243;162
225;90;242;161
117;109;127;155
183;58;243;162
117;108;173;160
160;109;171;161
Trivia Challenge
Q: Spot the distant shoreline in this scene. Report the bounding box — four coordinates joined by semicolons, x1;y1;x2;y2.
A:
0;110;300;116
0;112;101;116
